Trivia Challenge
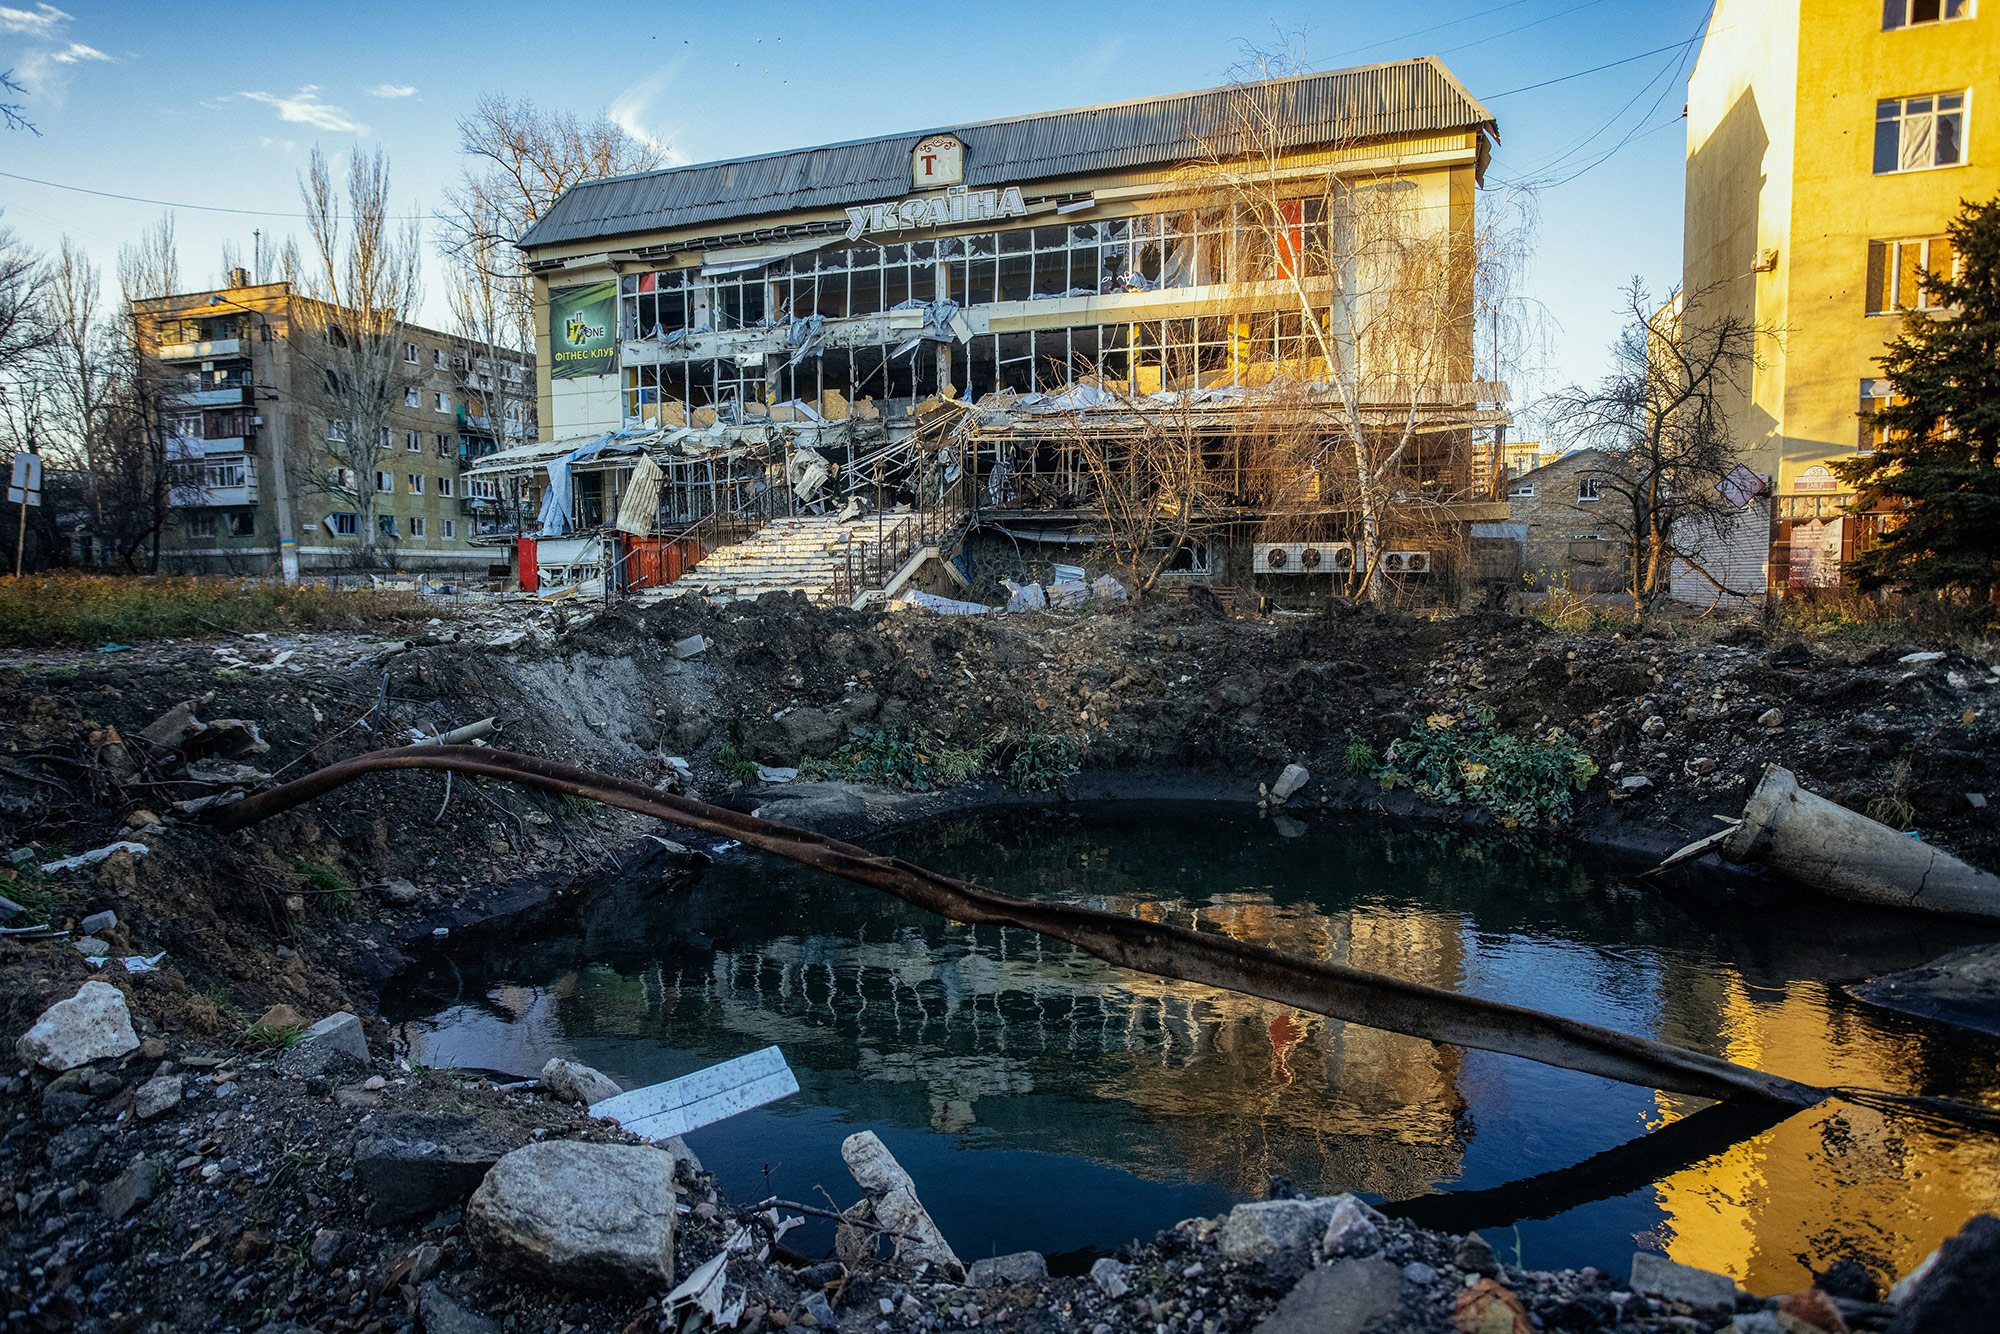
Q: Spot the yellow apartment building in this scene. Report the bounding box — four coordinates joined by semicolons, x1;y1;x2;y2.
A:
1683;0;1996;595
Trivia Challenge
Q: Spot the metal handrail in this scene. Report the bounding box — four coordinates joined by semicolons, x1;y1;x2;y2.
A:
833;464;978;604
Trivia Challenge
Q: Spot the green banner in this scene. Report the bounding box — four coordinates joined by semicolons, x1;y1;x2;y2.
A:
549;282;617;379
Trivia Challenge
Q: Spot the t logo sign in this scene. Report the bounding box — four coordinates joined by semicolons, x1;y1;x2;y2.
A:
912;134;963;188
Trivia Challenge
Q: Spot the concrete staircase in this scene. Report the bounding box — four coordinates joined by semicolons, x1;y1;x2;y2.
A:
648;512;919;603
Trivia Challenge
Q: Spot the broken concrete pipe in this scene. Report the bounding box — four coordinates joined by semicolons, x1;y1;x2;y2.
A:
1721;765;2000;921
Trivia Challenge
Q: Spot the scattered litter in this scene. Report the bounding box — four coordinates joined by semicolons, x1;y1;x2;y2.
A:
183;761;272;786
86;951;167;974
1047;579;1089;607
409;717;498;747
661;1239;740;1328
753;765;798;784
96;643;133;654
897;589;990;616
1052;563;1086;583
41;841;151;875
590;1045;799;1139
1002;580;1047;612
1899;650;1946;664
432;927;450;938
673;634;710;660
1091;575;1128;606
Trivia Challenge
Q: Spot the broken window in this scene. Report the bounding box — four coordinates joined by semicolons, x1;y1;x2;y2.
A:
1866;235;1955;312
1882;0;1972;29
1874;93;1966;173
1577;476;1604;502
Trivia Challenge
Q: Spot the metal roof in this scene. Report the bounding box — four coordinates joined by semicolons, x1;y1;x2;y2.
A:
520;57;1495;251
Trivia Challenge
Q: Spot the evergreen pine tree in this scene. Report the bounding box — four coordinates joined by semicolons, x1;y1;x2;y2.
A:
1835;196;2000;596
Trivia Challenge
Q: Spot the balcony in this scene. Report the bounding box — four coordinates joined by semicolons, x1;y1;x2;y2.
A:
158;337;244;361
168;456;259;509
180;385;253;408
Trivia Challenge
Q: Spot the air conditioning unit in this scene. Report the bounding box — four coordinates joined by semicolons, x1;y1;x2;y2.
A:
1298;542;1354;573
1253;542;1305;574
1383;550;1433;575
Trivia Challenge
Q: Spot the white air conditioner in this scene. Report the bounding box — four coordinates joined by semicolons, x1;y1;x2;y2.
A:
1299;542;1354;573
1383;550;1433;575
1253;542;1306;574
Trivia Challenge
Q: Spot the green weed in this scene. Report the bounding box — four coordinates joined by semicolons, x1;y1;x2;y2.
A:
1377;709;1598;827
716;741;760;785
1004;731;1082;792
1342;736;1377;774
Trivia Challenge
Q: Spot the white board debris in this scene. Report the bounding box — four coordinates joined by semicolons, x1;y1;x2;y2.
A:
589;1045;799;1140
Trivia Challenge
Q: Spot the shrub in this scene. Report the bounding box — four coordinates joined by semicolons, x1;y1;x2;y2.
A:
1342;736;1377;774
1005;732;1081;792
1377;709;1598;827
804;726;938;791
296;860;354;913
716;741;760;785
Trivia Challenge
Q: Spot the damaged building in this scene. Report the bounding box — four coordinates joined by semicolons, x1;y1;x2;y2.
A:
479;57;1514;604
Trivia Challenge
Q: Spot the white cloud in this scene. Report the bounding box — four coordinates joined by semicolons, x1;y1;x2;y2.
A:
240;85;367;134
607;59;689;164
48;41;109;65
367;83;416;99
0;3;68;38
2;3;114;106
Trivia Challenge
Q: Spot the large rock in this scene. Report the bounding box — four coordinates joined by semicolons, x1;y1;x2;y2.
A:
466;1141;678;1292
1218;1196;1355;1261
1890;1213;2000;1332
354;1113;521;1226
278;1012;370;1077
842;1130;962;1275
967;1251;1047;1288
1270;764;1311;804
134;1074;184;1119
17;981;139;1072
100;1156;163;1221
1629;1252;1739;1312
540;1057;621;1107
417;1283;500;1334
1252;1258;1405;1334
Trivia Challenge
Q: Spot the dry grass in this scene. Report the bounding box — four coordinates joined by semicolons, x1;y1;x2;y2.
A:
0;574;441;647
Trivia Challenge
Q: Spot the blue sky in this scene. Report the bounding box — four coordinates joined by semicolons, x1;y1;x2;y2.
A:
0;0;1715;418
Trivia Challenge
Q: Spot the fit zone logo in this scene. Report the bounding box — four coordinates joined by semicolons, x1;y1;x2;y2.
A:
565;312;607;347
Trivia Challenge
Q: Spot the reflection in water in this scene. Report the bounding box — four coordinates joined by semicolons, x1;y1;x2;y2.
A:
385;804;2000;1289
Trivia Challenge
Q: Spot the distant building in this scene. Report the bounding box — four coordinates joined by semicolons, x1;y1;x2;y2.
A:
134;271;534;578
1683;0;1998;594
1505;449;1627;593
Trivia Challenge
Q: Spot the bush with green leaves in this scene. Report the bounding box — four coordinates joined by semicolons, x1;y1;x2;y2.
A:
802;726;939;791
1342;736;1377;774
1005;732;1081;792
1376;710;1598;827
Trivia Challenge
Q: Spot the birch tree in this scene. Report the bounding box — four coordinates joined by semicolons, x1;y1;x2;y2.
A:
1545;281;1760;610
290;147;423;565
1183;52;1509;601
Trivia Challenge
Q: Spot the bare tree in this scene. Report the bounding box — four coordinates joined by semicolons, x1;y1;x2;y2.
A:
0;218;49;378
38;239;115;529
1544;280;1761;610
1;69;35;136
444;226;535;461
437;94;663;363
290;147;424;565
115;216;190;571
1186;46;1514;600
1060;374;1231;596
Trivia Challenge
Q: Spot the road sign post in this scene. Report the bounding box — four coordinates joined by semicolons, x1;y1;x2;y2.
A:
8;451;41;577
